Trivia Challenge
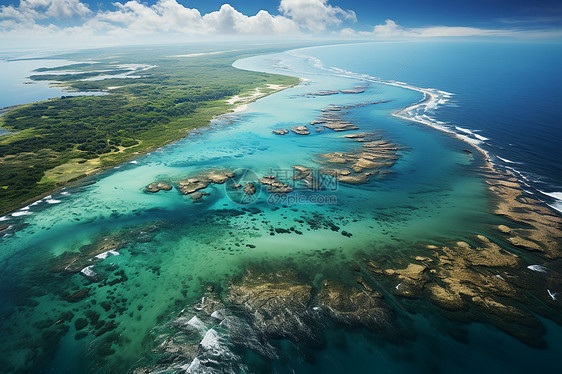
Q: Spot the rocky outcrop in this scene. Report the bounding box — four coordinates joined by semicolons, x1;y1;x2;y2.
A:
225;269;397;348
351;158;382;173
318;168;351;177
190;192;210;201
291;126;310;135
483;169;562;259
334;173;370;185
205;170;234;184
243;183;256;196
366;233;556;347
316;279;393;331
50;237;126;274
321;106;342;112
144;182;172;193
313;132;401;186
322;121;360;132
227;270;322;345
177;178;209;195
340;86;366;94
290;166;323;190
344;132;374;139
258;176;293;194
307;90;339;96
272;129;289;135
177;169;234;197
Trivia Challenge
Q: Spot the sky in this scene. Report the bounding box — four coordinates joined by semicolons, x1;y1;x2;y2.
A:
0;0;561;50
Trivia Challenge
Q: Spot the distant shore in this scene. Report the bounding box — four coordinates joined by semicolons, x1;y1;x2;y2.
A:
0;79;300;218
0;104;24;117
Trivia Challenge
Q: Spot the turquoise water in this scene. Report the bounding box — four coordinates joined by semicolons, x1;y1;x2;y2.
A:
0;42;560;373
299;41;562;211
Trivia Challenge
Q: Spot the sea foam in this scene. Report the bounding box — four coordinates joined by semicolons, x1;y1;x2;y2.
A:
539;191;562;214
289;51;562;220
81;265;96;277
187;316;208;335
12;211;31;217
527;265;549;273
200;329;221;351
95;250;119;259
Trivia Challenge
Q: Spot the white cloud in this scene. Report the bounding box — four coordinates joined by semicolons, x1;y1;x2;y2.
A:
90;1;301;36
203;4;300;35
0;0;91;22
360;19;506;38
279;0;356;32
1;2;561;50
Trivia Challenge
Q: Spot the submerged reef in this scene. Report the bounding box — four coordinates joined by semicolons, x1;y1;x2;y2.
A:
134;269;397;373
364;163;562;348
482;167;562;259
2;84;560;373
144;169;235;201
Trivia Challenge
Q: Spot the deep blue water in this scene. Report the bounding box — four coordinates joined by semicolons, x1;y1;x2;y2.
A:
303;41;562;210
0;42;560;373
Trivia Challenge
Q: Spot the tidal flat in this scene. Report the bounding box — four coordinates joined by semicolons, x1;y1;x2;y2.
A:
0;42;560;373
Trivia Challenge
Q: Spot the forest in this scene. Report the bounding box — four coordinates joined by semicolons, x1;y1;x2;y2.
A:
0;46;299;215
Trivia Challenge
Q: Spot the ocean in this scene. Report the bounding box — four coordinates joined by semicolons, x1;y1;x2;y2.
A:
244;41;562;211
0;41;560;373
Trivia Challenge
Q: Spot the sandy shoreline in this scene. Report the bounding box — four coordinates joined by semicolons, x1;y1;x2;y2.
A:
0;80;301;219
392;88;490;160
227;81;303;113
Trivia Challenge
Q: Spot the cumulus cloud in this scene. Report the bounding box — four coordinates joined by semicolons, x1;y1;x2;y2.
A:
94;0;351;35
0;0;353;38
1;1;560;49
0;0;91;22
278;0;356;32
93;1;300;36
202;4;300;35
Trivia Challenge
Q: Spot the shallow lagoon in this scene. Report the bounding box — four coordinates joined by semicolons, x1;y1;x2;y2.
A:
0;43;560;373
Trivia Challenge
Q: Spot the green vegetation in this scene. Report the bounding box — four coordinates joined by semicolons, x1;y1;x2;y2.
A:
0;46;300;215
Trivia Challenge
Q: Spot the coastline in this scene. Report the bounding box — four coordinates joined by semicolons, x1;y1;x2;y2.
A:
3;45;559;222
392;88;491;159
302;48;561;218
240;46;561;219
0;79;301;219
0;104;25;117
1;46;561;373
389;83;562;217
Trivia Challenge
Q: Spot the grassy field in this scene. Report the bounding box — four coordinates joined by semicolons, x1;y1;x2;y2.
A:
0;45;301;216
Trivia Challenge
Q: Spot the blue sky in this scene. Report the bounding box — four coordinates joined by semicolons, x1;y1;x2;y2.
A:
1;0;561;49
128;0;562;28
12;0;562;27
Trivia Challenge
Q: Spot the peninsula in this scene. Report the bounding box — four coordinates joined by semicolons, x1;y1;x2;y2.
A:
0;46;300;216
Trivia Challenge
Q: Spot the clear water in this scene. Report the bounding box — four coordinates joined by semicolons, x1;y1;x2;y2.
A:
300;41;562;210
0;42;560;373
